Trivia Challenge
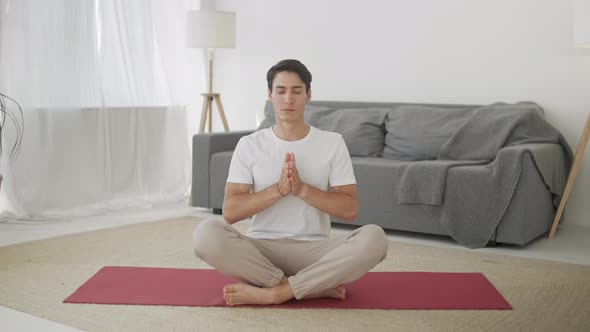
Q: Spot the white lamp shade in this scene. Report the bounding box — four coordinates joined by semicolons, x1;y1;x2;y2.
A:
573;0;590;48
186;11;236;48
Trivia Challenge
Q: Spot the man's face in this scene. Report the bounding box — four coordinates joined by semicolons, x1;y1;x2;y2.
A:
268;71;311;124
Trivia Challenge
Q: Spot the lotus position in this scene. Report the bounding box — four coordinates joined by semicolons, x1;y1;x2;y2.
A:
193;59;388;306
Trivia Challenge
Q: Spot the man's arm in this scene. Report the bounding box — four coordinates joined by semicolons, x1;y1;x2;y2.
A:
222;153;292;224
297;184;359;222
222;182;283;224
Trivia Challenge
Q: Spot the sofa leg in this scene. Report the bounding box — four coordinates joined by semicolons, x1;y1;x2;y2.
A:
213;208;222;215
486;228;498;247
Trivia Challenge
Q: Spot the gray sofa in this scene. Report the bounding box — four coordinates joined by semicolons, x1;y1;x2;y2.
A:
191;100;572;248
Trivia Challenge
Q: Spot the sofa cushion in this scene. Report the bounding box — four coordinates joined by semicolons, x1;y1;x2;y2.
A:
383;105;474;160
308;108;388;157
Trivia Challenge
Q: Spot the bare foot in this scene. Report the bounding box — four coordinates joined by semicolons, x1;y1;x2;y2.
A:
223;283;274;306
223;282;295;306
303;286;346;300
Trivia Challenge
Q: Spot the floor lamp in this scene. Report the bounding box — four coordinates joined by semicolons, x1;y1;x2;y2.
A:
548;0;590;238
186;10;235;133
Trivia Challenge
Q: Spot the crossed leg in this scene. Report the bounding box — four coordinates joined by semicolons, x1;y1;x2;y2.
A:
193;218;386;306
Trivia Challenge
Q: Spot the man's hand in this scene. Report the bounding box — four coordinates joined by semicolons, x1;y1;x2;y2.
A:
276;153;291;197
288;153;307;197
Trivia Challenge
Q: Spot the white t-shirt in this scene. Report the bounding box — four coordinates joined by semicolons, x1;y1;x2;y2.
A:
227;126;356;240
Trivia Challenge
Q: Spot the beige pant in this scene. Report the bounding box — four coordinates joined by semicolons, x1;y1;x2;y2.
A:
192;218;388;300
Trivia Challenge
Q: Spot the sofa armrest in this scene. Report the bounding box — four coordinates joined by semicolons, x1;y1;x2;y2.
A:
498;143;570;200
192;130;255;207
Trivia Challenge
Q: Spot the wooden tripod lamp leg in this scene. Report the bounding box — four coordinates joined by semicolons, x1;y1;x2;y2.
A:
208;96;213;133
214;94;230;132
199;94;209;134
548;113;590;238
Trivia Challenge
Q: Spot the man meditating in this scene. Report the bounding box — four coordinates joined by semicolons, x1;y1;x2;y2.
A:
193;59;388;306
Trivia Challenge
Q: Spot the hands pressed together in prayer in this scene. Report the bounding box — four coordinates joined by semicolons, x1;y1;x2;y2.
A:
276;152;307;198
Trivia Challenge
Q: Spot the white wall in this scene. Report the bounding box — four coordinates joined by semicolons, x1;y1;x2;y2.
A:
210;0;590;227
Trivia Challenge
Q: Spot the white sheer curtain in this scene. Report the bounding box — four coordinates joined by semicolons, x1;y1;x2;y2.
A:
0;0;203;219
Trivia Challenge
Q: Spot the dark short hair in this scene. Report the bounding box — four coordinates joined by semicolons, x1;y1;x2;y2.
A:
266;59;312;93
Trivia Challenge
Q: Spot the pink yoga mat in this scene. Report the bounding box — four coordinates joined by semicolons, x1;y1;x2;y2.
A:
64;266;511;310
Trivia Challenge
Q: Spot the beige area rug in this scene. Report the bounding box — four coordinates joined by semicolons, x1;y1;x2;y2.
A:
1;216;589;332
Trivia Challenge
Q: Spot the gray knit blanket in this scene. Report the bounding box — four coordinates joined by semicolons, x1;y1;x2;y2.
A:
397;102;572;248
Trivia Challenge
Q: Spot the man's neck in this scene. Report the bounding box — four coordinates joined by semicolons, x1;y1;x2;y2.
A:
273;122;310;141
